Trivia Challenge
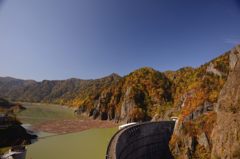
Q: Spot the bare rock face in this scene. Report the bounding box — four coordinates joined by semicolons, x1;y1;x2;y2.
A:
151;114;161;121
183;101;213;122
206;63;223;77
229;49;239;70
198;132;210;152
211;45;240;159
120;87;136;122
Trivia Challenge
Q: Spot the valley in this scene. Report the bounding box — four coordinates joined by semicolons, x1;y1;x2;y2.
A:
0;45;240;158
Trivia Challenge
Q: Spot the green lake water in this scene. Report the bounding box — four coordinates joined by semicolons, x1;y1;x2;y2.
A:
26;128;117;159
17;103;76;125
15;103;117;159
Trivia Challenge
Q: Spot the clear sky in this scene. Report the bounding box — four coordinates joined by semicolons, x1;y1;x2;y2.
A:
0;0;240;81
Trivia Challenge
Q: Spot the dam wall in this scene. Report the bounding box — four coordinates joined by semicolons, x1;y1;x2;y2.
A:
106;121;175;159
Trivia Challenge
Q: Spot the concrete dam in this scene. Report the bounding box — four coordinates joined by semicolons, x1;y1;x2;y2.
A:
106;121;175;159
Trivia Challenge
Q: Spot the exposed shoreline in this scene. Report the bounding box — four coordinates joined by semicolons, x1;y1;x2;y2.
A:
17;102;118;134
32;118;118;134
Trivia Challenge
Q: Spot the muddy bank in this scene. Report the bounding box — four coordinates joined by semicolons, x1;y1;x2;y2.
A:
33;119;118;134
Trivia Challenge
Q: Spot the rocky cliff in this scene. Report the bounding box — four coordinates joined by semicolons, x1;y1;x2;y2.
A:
76;67;172;122
80;53;229;123
169;45;240;159
211;45;240;159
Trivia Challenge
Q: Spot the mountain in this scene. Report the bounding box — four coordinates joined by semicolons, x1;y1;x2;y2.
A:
0;49;230;123
76;50;230;123
0;47;231;122
1;45;239;158
0;74;121;106
76;67;172;122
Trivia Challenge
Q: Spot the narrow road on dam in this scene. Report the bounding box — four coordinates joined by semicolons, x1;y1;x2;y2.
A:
106;121;175;159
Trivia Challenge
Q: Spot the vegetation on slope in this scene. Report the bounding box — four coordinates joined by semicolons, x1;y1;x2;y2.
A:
168;52;230;159
166;52;229;117
78;67;172;122
0;74;121;106
0;50;230;123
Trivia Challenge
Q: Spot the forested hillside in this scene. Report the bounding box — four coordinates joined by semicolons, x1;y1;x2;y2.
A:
0;74;121;106
169;45;238;159
0;47;230;123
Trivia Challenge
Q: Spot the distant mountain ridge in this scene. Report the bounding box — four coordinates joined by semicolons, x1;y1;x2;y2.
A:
0;73;121;105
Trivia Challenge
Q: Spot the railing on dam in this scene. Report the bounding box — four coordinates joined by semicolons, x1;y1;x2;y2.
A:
106;121;175;159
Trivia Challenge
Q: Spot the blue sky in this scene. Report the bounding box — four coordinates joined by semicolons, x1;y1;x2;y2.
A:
0;0;240;81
